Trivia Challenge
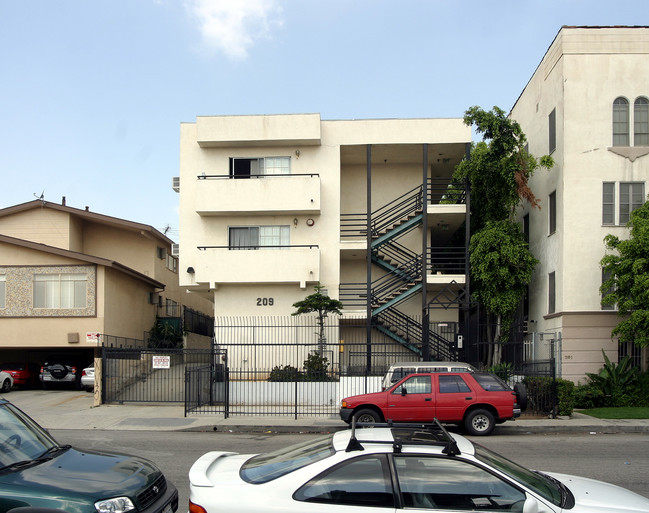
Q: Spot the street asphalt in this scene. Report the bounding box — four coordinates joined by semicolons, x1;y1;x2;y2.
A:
3;388;649;435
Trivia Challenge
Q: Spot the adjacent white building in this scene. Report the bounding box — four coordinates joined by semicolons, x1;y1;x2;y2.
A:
512;26;649;381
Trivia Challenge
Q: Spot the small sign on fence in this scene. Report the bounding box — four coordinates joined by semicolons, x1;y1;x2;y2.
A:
152;355;171;369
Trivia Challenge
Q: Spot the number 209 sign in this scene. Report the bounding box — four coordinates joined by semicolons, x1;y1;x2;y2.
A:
152;355;171;369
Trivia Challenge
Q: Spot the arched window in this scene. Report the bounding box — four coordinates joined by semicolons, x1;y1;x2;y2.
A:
613;97;629;146
634;97;649;146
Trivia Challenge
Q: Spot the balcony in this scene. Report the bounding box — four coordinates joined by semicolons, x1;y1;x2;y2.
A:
191;245;320;285
194;174;321;216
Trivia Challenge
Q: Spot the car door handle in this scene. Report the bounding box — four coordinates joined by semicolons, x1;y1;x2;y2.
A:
465;397;473;400
425;398;432;401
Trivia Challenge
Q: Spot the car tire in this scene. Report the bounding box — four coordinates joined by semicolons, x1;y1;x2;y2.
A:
464;409;495;436
1;379;11;393
353;408;381;424
514;383;528;412
49;364;68;380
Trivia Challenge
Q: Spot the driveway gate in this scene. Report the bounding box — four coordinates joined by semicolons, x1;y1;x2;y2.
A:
102;347;228;415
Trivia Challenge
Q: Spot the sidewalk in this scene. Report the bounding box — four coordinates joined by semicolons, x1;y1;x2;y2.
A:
4;389;649;435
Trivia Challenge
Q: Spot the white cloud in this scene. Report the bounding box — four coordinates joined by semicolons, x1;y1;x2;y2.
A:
184;0;282;60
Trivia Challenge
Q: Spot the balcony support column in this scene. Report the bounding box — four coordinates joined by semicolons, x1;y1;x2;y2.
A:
366;144;373;374
421;143;430;361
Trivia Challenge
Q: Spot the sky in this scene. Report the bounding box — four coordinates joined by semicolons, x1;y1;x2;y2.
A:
1;0;647;241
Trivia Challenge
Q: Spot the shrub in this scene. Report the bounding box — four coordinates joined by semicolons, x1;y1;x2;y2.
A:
302;351;334;381
556;379;575;416
574;382;606;409
584;350;639;407
268;365;300;382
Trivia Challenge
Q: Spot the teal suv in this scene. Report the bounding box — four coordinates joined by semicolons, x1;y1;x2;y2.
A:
0;399;178;513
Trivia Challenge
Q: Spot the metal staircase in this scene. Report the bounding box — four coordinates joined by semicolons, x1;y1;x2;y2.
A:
340;179;467;360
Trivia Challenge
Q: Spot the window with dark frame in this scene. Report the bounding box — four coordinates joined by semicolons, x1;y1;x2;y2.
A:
602;182;615;225
619;182;645;224
548;191;556;235
229;157;290;178
228;226;290;250
548;271;556;314
634;97;649;146
601;269;615;311
548;108;556;153
613;97;630;146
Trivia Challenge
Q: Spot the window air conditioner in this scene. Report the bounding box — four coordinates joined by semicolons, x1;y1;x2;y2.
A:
172;176;180;192
171;243;179;257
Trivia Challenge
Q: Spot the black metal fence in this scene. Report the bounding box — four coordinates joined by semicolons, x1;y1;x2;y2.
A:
101;316;558;417
102;346;221;406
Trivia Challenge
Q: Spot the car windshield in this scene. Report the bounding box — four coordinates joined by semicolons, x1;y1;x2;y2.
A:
240;434;335;484
0;403;60;470
474;443;563;506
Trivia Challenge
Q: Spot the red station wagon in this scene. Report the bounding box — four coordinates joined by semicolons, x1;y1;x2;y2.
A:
340;372;526;436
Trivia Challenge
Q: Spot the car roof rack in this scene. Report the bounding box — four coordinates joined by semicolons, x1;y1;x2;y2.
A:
345;417;461;457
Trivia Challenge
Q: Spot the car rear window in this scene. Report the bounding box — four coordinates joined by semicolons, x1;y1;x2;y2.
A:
473;373;510;391
240;434;335;484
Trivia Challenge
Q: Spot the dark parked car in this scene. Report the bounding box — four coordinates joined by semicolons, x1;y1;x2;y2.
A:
39;361;81;389
340;372;527;436
0;362;40;388
0;398;178;513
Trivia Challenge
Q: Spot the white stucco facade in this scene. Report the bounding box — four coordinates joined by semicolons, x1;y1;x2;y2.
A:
511;26;649;381
177;114;472;370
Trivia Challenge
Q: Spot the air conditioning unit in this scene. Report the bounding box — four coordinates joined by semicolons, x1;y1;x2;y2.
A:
172;176;180;192
171;243;179;257
149;292;160;305
522;321;529;334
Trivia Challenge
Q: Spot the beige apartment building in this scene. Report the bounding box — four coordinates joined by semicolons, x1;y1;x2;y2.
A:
0;199;214;370
176;114;472;372
512;26;649;381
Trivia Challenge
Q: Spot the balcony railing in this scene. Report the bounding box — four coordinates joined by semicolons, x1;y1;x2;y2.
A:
192;245;320;284
194;173;320;215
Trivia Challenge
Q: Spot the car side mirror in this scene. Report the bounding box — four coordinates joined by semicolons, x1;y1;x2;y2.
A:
523;495;550;513
401;387;407;396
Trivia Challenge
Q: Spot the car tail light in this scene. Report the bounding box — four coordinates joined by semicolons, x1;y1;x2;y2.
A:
71;366;77;373
40;366;44;374
189;501;208;513
82;370;87;377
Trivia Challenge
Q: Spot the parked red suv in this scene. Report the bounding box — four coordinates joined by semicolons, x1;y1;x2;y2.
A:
340;372;526;436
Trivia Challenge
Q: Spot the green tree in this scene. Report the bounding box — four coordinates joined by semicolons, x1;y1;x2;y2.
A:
470;221;538;363
292;283;343;352
601;197;649;348
453;106;553;365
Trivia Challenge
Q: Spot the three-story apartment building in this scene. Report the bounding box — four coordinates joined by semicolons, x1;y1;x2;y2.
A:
177;114;472;373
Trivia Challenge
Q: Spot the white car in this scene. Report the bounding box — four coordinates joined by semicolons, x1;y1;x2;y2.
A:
189;421;649;513
0;371;13;393
81;365;95;391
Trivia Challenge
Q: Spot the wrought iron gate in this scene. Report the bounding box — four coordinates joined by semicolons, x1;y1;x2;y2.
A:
102;347;228;415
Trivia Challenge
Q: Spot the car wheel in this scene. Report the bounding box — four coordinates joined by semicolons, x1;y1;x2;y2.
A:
1;379;11;393
353;408;381;424
464;409;495;436
514;383;528;412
